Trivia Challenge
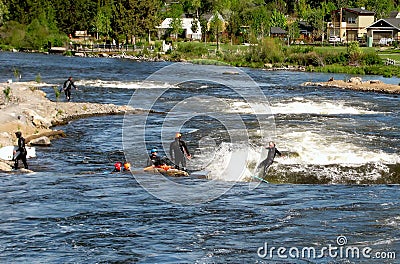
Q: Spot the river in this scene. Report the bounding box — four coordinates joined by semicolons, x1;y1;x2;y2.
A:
0;52;398;263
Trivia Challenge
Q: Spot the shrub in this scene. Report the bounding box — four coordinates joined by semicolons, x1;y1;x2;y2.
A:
35;73;42;83
177;42;208;56
245;37;284;64
3;86;11;102
286;52;323;66
53;86;61;101
322;52;348;65
0;21;26;49
347;41;362;64
361;52;382;65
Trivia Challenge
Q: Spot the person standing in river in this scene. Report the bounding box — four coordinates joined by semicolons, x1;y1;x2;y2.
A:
169;132;191;171
63;76;78;101
13;131;28;170
257;141;282;175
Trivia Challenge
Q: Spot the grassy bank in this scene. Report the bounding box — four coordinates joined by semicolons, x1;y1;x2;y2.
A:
4;39;400;78
160;40;400;78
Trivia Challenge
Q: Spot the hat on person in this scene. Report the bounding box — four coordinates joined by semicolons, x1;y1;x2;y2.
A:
175;132;182;138
150;148;158;153
15;131;22;137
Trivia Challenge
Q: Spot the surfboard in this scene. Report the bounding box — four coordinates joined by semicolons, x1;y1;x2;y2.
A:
0;146;36;161
144;166;189;177
251;174;269;183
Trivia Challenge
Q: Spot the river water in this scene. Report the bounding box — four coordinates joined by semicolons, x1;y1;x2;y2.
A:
0;52;399;263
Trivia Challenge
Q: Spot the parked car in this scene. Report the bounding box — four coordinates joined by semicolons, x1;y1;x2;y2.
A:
329;36;341;43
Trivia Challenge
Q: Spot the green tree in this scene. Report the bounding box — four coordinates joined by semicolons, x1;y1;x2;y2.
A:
0;0;8;26
111;0;131;44
364;0;394;19
93;3;112;39
249;5;269;39
209;11;224;49
131;0;162;42
25;18;50;50
305;7;325;41
0;21;26;48
295;0;309;19
169;3;184;40
287;20;300;44
270;9;287;29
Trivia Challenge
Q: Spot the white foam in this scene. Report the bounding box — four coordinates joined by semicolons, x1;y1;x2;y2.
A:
223;98;381;115
188;129;399;182
271;100;381;115
280;131;400;165
76;79;176;89
190;142;266;182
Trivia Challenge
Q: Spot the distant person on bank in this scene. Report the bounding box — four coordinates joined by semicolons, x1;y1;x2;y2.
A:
13;131;28;170
63;76;78;101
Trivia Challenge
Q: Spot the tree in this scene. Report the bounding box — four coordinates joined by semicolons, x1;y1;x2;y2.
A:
305;7;325;41
287;19;300;44
169;3;184;40
111;0;131;44
0;0;9;26
248;5;269;39
0;21;26;48
131;0;162;42
209;11;224;49
295;0;309;20
191;17;199;35
270;9;287;29
93;3;112;40
363;0;395;19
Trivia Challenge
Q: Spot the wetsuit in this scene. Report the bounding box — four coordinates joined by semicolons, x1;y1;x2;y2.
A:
14;136;28;169
147;154;163;167
63;78;76;101
169;138;190;169
257;146;281;175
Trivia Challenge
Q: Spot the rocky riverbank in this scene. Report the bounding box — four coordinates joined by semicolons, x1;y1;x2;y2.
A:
302;77;400;94
0;81;137;172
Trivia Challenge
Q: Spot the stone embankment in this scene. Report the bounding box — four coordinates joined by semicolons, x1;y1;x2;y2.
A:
302;77;400;94
0;81;137;172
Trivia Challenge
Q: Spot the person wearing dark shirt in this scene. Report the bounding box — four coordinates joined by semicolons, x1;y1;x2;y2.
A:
169;133;191;170
257;141;282;175
13;131;28;170
63;76;78;101
147;148;163;167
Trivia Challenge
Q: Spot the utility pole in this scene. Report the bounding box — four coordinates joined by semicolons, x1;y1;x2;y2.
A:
339;7;343;41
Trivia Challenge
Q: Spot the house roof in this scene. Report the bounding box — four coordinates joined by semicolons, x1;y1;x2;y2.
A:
156;18;198;29
366;18;400;30
389;11;400;18
298;21;312;30
156;18;202;34
270;27;286;34
333;7;375;15
203;12;225;23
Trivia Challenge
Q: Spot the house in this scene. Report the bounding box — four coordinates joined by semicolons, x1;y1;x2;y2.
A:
298;21;312;37
270;27;287;39
329;7;375;42
156;18;202;40
366;18;400;44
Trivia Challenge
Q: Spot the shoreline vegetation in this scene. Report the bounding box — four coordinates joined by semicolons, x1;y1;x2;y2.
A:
5;38;400;78
0;81;138;172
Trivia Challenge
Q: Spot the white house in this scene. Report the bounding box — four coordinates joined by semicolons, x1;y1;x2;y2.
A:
156;18;202;40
